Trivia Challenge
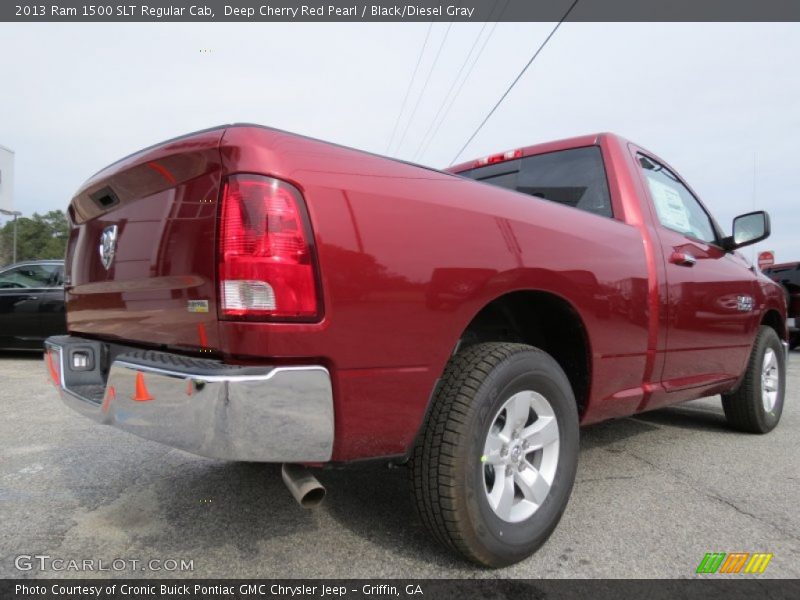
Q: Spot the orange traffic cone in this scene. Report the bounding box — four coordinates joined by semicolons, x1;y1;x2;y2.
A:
197;323;208;347
46;350;60;386
133;372;154;402
102;386;116;412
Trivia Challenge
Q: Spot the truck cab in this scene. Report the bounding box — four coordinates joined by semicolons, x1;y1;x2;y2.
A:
449;133;787;412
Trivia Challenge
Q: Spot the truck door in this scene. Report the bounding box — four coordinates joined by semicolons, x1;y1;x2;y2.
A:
636;153;760;398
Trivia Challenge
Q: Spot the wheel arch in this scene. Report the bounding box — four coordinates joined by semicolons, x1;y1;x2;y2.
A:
452;290;592;416
761;308;786;341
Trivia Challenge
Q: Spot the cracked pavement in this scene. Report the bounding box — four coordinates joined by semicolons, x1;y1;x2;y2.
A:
1;350;798;578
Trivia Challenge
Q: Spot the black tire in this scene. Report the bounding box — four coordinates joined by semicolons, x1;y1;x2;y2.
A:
722;326;786;433
409;342;579;567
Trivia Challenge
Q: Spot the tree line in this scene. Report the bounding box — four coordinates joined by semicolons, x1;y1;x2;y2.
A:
0;210;68;266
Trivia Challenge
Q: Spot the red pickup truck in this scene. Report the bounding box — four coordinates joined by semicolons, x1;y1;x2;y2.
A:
45;126;788;567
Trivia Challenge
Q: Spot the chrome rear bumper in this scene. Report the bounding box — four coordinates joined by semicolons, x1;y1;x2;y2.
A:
44;336;334;462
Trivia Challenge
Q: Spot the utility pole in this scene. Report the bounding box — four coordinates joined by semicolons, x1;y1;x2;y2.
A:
1;145;17;264
0;208;22;264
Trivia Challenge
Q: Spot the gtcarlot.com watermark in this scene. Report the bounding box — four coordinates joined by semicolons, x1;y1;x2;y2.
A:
14;554;194;572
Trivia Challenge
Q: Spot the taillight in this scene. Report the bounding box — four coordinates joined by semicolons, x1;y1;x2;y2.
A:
218;174;320;320
474;149;523;167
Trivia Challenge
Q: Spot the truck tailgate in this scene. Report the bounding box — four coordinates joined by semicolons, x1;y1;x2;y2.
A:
65;127;226;352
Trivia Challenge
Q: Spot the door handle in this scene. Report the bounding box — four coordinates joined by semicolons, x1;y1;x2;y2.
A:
670;252;697;267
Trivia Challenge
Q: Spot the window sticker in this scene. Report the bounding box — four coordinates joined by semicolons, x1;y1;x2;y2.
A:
647;177;691;232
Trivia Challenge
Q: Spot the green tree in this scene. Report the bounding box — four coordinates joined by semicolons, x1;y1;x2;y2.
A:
0;210;69;265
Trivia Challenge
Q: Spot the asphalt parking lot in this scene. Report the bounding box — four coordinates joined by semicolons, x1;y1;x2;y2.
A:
1;351;798;579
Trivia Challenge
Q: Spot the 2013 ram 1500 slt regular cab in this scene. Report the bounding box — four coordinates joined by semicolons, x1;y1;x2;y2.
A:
45;126;788;567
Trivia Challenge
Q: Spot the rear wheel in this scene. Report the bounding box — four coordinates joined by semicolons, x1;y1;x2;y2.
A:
409;342;579;567
722;326;786;433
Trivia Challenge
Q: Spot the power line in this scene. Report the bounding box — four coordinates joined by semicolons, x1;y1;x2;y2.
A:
385;23;434;154
418;21;500;162
392;19;455;155
415;0;509;162
413;0;506;161
411;20;493;161
414;15;491;158
449;0;580;166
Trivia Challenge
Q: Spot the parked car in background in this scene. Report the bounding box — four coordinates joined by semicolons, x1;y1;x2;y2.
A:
762;261;800;349
0;260;66;350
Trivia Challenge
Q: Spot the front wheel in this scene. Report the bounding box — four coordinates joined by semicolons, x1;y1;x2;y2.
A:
722;326;786;433
409;342;579;567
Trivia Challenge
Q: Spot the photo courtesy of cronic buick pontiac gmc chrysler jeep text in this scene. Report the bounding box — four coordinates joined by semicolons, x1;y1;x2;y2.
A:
44;126;788;566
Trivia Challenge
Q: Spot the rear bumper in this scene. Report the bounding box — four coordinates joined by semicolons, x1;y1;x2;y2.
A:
44;335;334;462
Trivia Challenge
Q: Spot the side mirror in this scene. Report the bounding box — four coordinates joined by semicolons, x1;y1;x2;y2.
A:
723;211;770;251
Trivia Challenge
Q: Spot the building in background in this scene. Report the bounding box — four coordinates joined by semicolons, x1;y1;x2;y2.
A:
0;145;13;213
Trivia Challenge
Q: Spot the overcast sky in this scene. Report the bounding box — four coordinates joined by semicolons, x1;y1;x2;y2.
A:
0;22;797;261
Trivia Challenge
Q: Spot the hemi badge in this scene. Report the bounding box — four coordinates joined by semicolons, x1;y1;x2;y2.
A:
187;300;209;313
737;296;755;312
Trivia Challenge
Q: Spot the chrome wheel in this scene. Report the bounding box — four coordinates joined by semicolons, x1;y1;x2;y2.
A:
761;348;779;412
482;390;560;523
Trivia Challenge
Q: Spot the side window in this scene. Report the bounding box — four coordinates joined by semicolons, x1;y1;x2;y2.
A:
52;265;65;286
638;155;717;244
0;264;61;289
462;146;614;218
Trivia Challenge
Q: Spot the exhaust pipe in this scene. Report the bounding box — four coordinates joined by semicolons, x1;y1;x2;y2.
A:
281;463;326;508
